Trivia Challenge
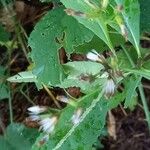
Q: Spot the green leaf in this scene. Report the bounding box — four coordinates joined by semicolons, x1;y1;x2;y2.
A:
63;61;103;77
1;123;39;150
59;78;105;94
0;136;14;150
124;75;141;108
0;23;10;43
32;90;108;150
0;66;9;100
7;71;37;83
114;0;140;57
60;0;115;55
58;61;105;93
28;7;93;86
139;0;150;33
0;83;9;100
116;49;133;69
107;92;125;109
62;15;94;54
75;32;125;54
123;68;150;80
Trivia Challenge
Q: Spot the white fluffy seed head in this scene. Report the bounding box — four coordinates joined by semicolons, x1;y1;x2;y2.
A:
28;106;47;114
104;79;115;98
39;116;57;133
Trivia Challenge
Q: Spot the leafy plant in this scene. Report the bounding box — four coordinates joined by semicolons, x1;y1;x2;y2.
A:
7;0;150;149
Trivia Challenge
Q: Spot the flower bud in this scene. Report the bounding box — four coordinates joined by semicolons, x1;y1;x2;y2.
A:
104;78;115;98
87;50;105;63
28;106;47;114
71;108;83;125
120;24;128;41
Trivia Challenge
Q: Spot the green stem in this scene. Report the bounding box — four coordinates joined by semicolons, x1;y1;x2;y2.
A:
122;45;150;130
139;84;150;129
8;86;13;123
15;21;29;62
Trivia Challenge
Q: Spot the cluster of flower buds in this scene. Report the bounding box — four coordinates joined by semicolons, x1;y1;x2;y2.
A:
28;106;58;135
86;50;117;98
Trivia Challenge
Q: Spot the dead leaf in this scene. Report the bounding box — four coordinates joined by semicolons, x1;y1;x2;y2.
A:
107;110;117;140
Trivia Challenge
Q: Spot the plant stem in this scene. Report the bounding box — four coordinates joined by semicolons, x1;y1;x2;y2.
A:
139;84;150;129
20;89;35;105
8;86;13;123
141;36;150;41
42;83;61;109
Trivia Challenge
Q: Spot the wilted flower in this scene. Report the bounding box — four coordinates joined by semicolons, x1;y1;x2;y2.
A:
104;78;116;98
39;116;58;134
28;106;47;114
71;108;83;125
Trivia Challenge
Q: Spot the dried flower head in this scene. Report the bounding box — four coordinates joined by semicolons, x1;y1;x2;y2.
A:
28;106;47;114
39;116;58;134
104;78;116;98
71;108;83;125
